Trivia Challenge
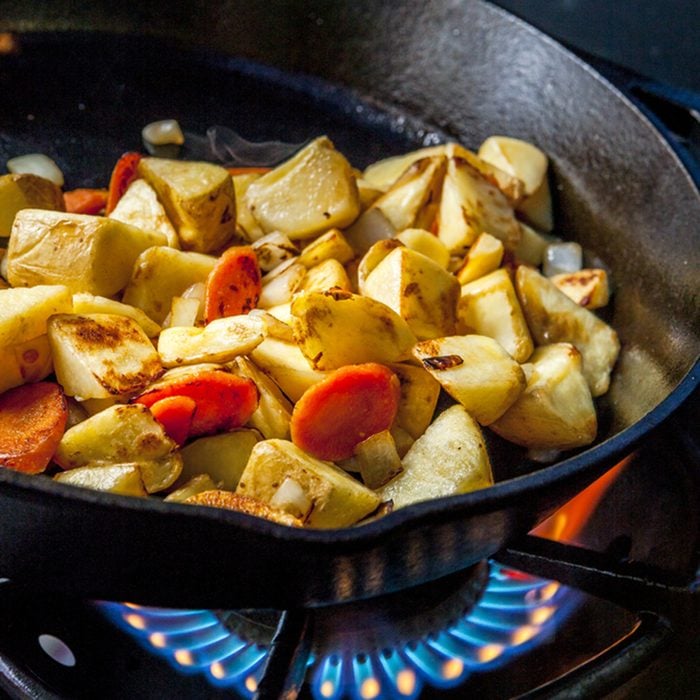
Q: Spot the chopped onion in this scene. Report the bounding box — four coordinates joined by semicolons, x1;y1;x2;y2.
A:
269;477;312;519
543;242;583;277
164;296;201;328
258;259;306;308
344;208;396;254
142;119;185;147
252;232;299;272
7;153;64;187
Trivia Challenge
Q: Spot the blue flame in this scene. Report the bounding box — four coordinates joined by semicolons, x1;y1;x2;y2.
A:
99;562;579;698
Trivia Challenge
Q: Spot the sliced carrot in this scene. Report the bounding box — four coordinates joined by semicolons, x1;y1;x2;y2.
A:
0;382;68;474
227;166;272;176
204;246;262;322
149;395;197;446
64;188;109;215
105;151;142;214
135;370;258;438
290;363;401;461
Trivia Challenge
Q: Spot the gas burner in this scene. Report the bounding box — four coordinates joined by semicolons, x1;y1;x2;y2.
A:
98;561;577;699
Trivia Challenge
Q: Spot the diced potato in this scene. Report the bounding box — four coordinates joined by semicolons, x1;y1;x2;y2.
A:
355;177;384;209
138;157;236;252
413;335;526;425
78;396;123;416
343;207;396;255
122;246;217;324
437;157;521;255
164;474;220;503
297;228;355;268
179;429;261;490
455;232;504;284
363;246;460;340
244;137;360;240
250;336;329;402
109;178;179;248
356;238;404;294
378;404;493;508
370;156;446;231
7;210;167;295
231;172;265;242
48;313;163;399
157;314;266;367
550;268;610;309
232;356;293;439
54;463;147;497
458;268;534;362
296;258;352;294
389;424;415;458
247;308;295;341
236;439;381;528
54;403;180;492
513;222;551;266
515;266;620;396
185;489;302;527
0;333;53;393
291;289;417;370
478;136;548;197
0;284;72;346
252;232;299;272
490;343;597;449
396;228;450;269
389;362;441;440
518;178;553;232
0;173;65;237
363;143;523;202
72;292;161;337
353;430;403;489
258;259;306;308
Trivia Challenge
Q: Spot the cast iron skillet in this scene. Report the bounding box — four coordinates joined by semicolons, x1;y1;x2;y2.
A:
0;0;697;609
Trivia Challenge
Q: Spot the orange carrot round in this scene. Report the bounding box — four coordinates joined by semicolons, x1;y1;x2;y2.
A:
0;382;68;474
204;246;262;322
149;395;197;446
64;188;108;215
290;363;400;461
105;151;142;214
135;371;258;438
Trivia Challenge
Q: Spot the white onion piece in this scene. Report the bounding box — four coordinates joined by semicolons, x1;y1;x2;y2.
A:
543;242;583;277
527;447;562;464
165;296;201;328
7;153;64;187
181;281;206;300
252;232;299;272
258;259;306;308
142;119;185;147
344;208;396;254
269;477;312;519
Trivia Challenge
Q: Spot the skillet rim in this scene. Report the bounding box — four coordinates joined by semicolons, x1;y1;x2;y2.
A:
0;9;698;548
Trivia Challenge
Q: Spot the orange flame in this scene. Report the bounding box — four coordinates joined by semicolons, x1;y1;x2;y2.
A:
533;455;633;543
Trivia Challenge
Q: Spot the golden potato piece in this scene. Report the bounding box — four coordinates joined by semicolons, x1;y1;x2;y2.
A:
291;289;417;370
244;137;360;240
378;404;493;508
389;362;441;440
236;439;381;528
48;313;163;399
550;269;610;309
54;463;147;497
413;334;526;425
108;178;179;248
455;232;504;285
490;343;597;449
515;265;620;396
0;173;65;238
7;210;167;296
437;157;521;255
138;157;236;252
458;268;534;362
185;489;303;527
362;246;460;340
122;246;217;324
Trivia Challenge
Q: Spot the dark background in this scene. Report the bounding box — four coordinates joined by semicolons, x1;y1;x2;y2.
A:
492;0;700;92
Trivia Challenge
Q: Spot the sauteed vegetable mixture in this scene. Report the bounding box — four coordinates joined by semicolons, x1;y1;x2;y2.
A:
0;133;620;528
